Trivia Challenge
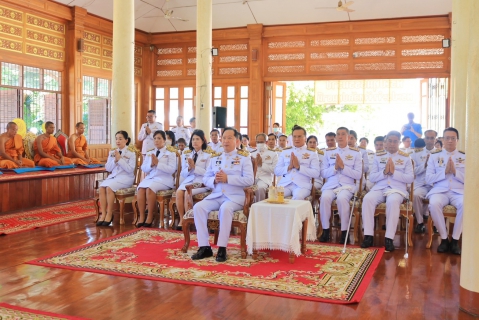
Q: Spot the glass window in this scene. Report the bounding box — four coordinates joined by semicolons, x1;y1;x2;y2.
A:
184;87;193;99
156;87;165;99
240;128;248;135
214;86;222;98
1;62;21;87
170;87;179;99
276;85;283;97
227;99;235;127
43;69;60;91
240;86;248;98
155;100;165;124
83;76;95;95
227;86;235;99
275;98;283;123
240;99;248;126
169;99;179;125
214;99;222;106
97;78;109;97
23;66;41;89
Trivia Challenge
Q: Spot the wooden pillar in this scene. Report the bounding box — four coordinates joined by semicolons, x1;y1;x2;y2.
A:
247;24;264;140
66;6;86;135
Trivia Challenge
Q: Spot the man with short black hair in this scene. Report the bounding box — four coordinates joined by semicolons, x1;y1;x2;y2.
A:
272;122;284;139
400;136;413;154
426;127;464;255
278;134;288;150
189;117;196;135
172;116;191;144
138;110;163;156
361;131;414;252
274;126;320;200
324;132;336;149
251;133;278;201
348;130;369;174
208;129;223;153
192;127;254;262
365;136;386;191
267;133;277;150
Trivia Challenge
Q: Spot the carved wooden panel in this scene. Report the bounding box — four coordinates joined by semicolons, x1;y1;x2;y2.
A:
0;22;22;37
0;5;23;23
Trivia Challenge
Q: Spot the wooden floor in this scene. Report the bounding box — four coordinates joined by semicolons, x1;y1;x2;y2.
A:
0;209;476;320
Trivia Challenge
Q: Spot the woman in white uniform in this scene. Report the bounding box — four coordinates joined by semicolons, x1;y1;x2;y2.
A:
307;135;324;191
97;131;136;226
175;130;213;231
137;130;178;227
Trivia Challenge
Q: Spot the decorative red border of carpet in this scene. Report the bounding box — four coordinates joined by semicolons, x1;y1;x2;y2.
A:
0;200;96;235
0;302;89;319
28;229;384;304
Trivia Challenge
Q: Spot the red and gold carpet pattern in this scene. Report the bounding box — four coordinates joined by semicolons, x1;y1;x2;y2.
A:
29;229;383;304
0;303;88;319
0;200;96;235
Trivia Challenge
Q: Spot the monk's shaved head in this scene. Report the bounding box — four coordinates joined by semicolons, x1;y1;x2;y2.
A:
45;121;54;128
6;122;17;130
76;122;84;128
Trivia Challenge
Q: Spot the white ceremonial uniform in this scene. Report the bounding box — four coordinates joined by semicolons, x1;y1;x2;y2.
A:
362;150;414;239
410;147;436;224
101;147;136;192
425;148;465;240
250;146;278;201
177;148;213;195
274;145;320;200
194;149;254;247
365;149;376;191
208;141;224;153
138;146;177;193
189;127;195;135
400;147;414;155
358;146;370;174
320;146;362;231
313;148;325;190
138;122;163;155
273;147;284;185
287;134;293;147
245;145;256;153
171;126;191;144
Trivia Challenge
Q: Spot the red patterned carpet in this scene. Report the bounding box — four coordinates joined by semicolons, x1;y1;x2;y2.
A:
0;302;88;320
0;200;96;235
28;229;384;304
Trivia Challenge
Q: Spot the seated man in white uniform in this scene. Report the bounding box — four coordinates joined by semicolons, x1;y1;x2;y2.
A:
208;129;223;153
349;130;369;175
426;127;465;255
359;137;374;154
250;133;278;201
138;110;163;156
274;126;320;200
267;133;278;150
400;136;414;155
411;130;437;233
365;136;385;191
188;117;196;135
306;135;324;191
319;127;362;244
171;116;191;145
360;131;414;252
278;135;288;150
192;127;254;262
323;132;337;150
241;134;256;153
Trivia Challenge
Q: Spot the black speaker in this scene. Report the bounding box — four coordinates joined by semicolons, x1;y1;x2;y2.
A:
212;106;227;128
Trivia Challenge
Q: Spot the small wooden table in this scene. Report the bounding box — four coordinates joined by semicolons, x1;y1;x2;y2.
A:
246;199;316;263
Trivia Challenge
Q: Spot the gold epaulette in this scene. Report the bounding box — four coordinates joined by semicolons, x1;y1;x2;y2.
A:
183;149;192;154
147;148;155;153
359;146;366;150
212;152;222;158
349;146;360;152
127;144;140;154
282;146;292;150
204;148;214;154
398;150;410;157
431;149;442;154
166;145;177;153
414;148;424;153
307;147;316;152
268;147;275;151
237;149;249;157
326;147;337;151
459;150;465;154
316;148;324;155
376;150;387;156
110;148;116;151
205;145;213;152
274;148;282;152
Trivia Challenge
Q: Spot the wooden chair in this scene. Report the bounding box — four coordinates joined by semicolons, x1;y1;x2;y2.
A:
181;157;258;259
422;198;457;249
131;149;182;228
93;145;142;225
358;160;415;247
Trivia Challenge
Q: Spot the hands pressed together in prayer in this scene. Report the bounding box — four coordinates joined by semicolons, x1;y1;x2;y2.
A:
383;157;395;175
215;170;228;183
288;153;300;171
445;157;456;176
334;154;345;171
187;157;195;170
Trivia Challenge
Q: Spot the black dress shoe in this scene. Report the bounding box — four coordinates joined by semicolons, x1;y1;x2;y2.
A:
361;235;374;248
340;230;348;245
437;238;450;253
101;216;113;226
96;219;105;226
136;219;146;228
175;226;183;231
191;246;213;260
415;223;426;234
216;247;227;262
385;237;395;252
433;226;439;234
450;239;461;255
318;228;330;242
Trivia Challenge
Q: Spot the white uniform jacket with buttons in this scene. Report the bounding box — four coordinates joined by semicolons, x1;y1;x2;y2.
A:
369;150;414;195
171;126;191;144
410;147;436;189
138;122;163;155
321;146;362;191
250;147;278;186
425;149;465;196
274;145;320;190
203;149;254;206
105;147;136;184
208;141;224;153
180;148;213;186
141;146;177;189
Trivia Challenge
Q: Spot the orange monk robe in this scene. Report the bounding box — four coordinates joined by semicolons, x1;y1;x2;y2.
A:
0;134;35;169
33;135;73;168
67;134;100;165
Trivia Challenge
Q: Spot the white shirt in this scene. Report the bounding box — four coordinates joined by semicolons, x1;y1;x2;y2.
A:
138;122;163;155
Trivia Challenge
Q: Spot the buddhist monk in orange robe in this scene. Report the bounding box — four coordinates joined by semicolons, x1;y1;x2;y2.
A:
33;121;73;168
0;122;35;169
67;122;101;165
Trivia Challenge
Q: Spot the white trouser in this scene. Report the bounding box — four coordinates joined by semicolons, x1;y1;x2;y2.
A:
366;179;374;192
320;189;354;231
428;191;463;240
193;195;242;247
413;186;431;224
362;190;404;239
255;180;268;202
283;183;311;200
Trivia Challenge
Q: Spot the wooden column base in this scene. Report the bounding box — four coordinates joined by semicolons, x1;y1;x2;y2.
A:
459;286;479;316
